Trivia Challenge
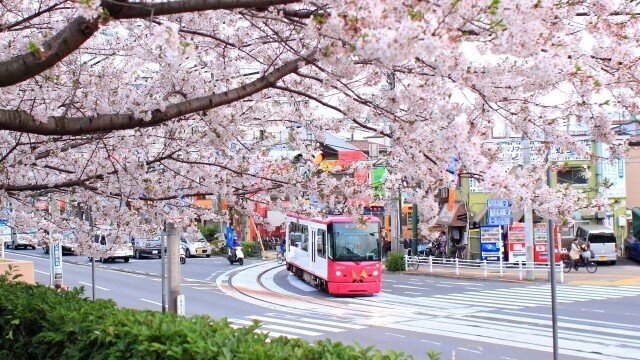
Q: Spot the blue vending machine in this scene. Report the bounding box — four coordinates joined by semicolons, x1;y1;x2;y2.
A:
479;225;503;261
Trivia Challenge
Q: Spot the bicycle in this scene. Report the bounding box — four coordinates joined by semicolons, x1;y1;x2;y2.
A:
276;250;285;264
562;257;597;273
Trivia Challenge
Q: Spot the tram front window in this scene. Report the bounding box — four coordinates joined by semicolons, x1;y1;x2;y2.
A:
331;223;380;261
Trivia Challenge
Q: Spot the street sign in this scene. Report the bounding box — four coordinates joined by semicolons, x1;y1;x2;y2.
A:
487;199;510;208
177;294;186;316
488;208;511;217
487;216;512;225
50;241;63;286
487;199;511;226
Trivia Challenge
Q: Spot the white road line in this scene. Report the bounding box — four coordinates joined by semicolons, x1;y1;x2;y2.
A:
420;339;441;345
458;347;482;354
393;284;430;290
258;324;322;336
503;310;640;330
34;270;49;275
79;281;109;290
272;313;366;329
445;292;546;307
385;332;405;338
140;298;162;306
255;330;299;339
472;312;640;338
435;284;452;287
247;316;343;332
404;291;423;295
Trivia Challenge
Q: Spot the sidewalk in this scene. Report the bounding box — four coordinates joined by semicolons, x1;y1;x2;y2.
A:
401;257;640;285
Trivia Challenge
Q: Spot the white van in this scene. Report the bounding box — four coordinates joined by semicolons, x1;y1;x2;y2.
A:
92;227;134;263
575;225;618;265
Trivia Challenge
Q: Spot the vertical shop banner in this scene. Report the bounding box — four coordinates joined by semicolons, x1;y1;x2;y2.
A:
50;241;63;285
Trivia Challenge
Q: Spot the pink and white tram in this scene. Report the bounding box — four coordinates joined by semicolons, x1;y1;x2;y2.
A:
285;213;382;295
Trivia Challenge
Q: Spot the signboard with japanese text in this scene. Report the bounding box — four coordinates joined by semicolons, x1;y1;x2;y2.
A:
50;241;63;285
469;139;593;193
601;144;626;199
487;199;511;226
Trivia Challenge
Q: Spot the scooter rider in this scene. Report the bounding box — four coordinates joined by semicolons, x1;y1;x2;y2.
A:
229;235;241;262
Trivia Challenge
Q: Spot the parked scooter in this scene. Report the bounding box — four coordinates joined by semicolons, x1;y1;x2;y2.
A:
180;247;186;265
227;246;244;265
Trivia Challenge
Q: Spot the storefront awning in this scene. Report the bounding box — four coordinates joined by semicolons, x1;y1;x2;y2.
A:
437;202;467;227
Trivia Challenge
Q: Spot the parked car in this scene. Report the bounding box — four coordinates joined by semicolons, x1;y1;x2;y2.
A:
132;235;162;259
43;230;78;255
180;233;211;258
575;225;618;265
90;227;133;263
6;229;38;250
624;234;640;262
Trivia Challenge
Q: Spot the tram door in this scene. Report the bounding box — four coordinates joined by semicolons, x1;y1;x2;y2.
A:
310;227;328;278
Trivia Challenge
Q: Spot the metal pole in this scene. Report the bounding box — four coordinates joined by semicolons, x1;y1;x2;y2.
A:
91;257;96;300
161;230;167;313
411;204;418;256
522;139;535;280
167;222;180;314
547;164;559;360
397;189;403;253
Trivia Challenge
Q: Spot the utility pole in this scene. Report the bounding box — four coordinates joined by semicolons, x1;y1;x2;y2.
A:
166;222;181;314
522;139;535;280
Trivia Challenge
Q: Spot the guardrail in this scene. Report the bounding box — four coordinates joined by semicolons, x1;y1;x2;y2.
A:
405;255;564;283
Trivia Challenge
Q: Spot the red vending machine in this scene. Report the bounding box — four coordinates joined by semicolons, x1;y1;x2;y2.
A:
533;223;560;262
507;223;527;262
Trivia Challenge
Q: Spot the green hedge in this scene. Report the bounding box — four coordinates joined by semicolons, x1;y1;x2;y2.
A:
241;240;260;257
0;276;417;359
384;251;406;272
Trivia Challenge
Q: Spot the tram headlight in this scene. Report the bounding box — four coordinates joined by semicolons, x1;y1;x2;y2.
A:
335;270;341;277
372;270;379;276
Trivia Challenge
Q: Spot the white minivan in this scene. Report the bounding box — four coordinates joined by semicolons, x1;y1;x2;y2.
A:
575;225;618;265
92;227;134;263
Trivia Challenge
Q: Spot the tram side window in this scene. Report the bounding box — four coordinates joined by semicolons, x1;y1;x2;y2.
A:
300;225;309;251
317;229;326;258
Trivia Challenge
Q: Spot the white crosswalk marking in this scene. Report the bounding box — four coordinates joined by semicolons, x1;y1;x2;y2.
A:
227;313;366;339
326;284;640;359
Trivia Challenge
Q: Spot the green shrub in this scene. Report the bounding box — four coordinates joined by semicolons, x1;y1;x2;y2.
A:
197;223;220;242
385;251;406;272
0;276;417;359
241;240;260;257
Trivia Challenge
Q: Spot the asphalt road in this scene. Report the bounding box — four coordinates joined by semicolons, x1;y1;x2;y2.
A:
5;247;640;360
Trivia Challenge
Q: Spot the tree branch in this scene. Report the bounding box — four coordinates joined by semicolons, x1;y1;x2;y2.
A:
0;0;302;88
0;51;316;135
0;17;99;87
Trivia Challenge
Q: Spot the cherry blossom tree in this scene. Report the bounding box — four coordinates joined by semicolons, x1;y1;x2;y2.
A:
0;0;638;249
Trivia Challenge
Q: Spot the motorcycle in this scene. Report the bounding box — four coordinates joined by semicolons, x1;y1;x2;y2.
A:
227;246;244;265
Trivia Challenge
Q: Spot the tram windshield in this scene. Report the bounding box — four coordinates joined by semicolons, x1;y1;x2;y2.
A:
330;222;380;261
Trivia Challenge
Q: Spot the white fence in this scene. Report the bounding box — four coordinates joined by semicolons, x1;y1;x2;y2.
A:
405;255;564;283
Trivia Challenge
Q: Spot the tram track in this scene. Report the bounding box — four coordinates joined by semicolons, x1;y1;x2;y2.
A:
221;262;408;321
